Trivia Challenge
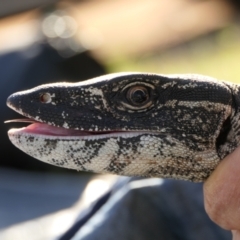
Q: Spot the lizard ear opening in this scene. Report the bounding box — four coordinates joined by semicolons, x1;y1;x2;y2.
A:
216;116;231;152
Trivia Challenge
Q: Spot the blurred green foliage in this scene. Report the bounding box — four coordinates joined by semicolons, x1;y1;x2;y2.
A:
106;24;240;84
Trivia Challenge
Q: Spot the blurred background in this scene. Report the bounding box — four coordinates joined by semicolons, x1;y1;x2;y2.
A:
1;0;240;239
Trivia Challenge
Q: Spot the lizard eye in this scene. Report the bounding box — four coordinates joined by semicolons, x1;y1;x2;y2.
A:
127;86;149;106
40;93;52;103
118;82;155;111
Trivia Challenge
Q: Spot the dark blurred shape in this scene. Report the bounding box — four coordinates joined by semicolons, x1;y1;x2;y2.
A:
0;168;92;229
59;178;231;240
1;43;106;171
0;0;60;18
229;0;240;10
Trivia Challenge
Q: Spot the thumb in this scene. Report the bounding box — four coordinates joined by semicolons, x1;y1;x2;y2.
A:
204;146;240;231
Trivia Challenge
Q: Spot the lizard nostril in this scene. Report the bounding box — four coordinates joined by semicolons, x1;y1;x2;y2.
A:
40;93;52;103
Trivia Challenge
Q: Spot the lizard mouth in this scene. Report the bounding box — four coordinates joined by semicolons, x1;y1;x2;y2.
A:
5;119;123;137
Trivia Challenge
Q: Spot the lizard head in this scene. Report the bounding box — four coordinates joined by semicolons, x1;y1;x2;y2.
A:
6;73;236;181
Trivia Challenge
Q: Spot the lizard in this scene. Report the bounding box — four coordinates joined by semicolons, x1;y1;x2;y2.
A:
5;72;240;182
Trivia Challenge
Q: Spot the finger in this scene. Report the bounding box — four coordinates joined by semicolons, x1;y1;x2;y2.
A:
233;230;240;240
204;146;240;230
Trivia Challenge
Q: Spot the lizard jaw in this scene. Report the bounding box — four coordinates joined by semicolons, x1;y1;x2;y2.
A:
8;123;97;137
7;122;150;138
5;118;130;137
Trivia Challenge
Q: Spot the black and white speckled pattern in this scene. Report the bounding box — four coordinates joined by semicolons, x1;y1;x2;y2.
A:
6;73;240;181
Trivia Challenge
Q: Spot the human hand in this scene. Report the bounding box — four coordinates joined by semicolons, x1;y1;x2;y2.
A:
204;146;240;240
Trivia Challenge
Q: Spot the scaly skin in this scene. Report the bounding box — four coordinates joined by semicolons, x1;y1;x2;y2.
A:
6;73;240;181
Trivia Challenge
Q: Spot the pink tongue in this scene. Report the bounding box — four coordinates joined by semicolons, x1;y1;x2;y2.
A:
24;123;91;136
